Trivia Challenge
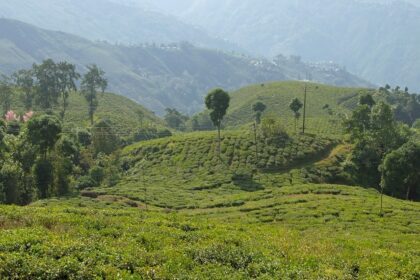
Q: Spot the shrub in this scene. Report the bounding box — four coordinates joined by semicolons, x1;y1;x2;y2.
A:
76;176;96;190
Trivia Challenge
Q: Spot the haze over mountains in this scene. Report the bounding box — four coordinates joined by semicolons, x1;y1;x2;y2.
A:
0;18;370;114
122;0;420;92
0;0;418;113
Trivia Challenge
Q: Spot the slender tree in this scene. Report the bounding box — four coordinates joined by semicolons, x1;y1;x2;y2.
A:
252;102;267;125
81;65;108;125
0;78;13;115
289;98;303;133
57;62;80;120
12;69;34;111
32;59;60;109
252;102;266;161
205;88;230;158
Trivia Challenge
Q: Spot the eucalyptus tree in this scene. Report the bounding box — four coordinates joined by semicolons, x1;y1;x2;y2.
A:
81;65;108;125
57;62;80;120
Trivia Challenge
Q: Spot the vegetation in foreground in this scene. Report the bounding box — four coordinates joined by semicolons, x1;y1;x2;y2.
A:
0;184;418;279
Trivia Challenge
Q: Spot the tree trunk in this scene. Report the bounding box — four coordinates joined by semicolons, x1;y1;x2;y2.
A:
406;184;411;200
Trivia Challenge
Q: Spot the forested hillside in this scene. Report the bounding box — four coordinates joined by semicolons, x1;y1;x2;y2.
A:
0;18;372;114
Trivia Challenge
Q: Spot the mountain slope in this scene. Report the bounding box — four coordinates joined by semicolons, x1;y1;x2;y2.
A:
0;19;372;114
0;0;238;51
148;0;420;92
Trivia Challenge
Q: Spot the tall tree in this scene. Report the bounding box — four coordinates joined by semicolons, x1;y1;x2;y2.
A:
205;88;230;158
33;59;60;109
252;102;266;161
57;62;80;120
289;98;303;133
0;78;13;115
252;102;267;125
12;69;34;111
81;65;108;125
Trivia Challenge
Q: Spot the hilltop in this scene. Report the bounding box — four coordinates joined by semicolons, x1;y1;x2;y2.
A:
0;18;372;114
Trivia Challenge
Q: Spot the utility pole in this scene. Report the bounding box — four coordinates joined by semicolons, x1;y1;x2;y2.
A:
302;84;307;134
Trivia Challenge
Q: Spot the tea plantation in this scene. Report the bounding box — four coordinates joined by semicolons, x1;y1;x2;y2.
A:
0;183;418;279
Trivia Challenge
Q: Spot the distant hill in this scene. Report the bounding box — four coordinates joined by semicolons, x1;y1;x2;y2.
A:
149;0;420;92
222;81;373;134
0;0;239;52
0;19;372;115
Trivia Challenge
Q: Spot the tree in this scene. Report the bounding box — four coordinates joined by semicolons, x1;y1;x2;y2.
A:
92;119;119;155
0;79;13;116
381;140;420;201
289;98;303;133
27;114;62;158
252;102;267;125
0;158;24;204
359;93;376;108
33;158;54;199
57;62;80;120
164;108;188;130
205;89;230;158
251;102;266;161
12;69;34;111
32;59;60;109
345;102;410;189
81;65;108;125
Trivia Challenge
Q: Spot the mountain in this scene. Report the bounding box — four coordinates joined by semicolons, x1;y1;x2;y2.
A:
0;19;371;115
146;0;420;92
0;0;238;51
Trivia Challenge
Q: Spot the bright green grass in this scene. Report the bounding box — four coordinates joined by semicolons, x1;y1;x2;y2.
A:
0;183;418;279
225;81;374;136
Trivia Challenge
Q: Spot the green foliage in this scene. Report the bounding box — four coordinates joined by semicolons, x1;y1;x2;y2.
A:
92;119;119;155
252;101;267;124
80;65;107;125
89;166;105;187
289;97;303;133
0;159;24;205
32;59;61;109
359;93;375;108
381;140;420;200
56;61;80;119
12;69;34;111
26;114;62;156
164;108;189;130
205;89;230;129
0;79;13;115
260;117;289;144
33;158;53;199
345;102;412;190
